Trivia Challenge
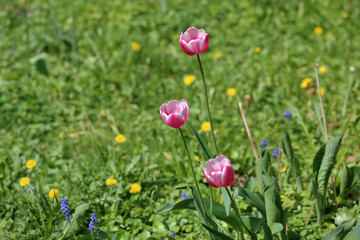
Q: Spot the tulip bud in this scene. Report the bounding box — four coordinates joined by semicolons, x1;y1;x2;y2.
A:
160;99;189;129
179;27;209;56
203;155;235;188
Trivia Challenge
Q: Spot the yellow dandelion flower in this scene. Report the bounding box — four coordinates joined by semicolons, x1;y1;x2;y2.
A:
106;178;118;186
201;122;211;132
254;47;261;53
183;75;196;86
20;177;30;187
214;51;222;59
300;78;312;89
131;42;141;51
226;88;236;97
280;195;286;198
314;26;323;35
172;34;179;40
317;87;325;96
195;156;200;162
129;183;142;194
115;134;126;143
26;159;37;169
342;12;349;19
280;165;287;173
319;66;327;73
49;189;59;199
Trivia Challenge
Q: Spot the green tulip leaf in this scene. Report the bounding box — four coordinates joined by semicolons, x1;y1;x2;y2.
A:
344;223;360;240
157;197;263;232
187;121;213;160
322;219;356;240
222;187;231;216
201;223;234;240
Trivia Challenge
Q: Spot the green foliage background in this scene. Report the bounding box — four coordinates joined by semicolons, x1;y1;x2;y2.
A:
0;0;359;239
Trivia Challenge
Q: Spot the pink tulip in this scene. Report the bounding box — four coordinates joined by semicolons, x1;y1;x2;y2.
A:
179;27;209;56
160;99;189;129
203;155;235;188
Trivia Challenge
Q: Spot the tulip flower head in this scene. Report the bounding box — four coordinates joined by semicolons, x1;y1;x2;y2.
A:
179;27;209;56
160;99;189;129
203;155;235;188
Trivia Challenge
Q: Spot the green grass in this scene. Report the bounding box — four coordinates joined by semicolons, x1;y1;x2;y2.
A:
1;0;359;239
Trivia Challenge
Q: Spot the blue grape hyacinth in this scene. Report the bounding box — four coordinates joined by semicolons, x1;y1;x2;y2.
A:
170;231;177;239
60;197;72;224
272;148;281;159
284;110;291;120
182;192;188;200
89;213;98;235
261;138;267;149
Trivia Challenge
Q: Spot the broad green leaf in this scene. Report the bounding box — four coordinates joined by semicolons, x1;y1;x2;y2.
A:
287;230;301;240
30;53;49;76
313;179;325;224
237;187;266;217
202;223;234;240
269;222;283;235
282;132;299;173
187;121;213;159
313;143;326;176
340;164;349;195
317;135;343;197
264;181;285;238
264;184;281;225
344;223;360;240
256;149;270;195
241;213;265;233
322;219;356;240
282;132;302;192
348;166;360;188
245;176;257;192
251;233;259;240
263;223;273;240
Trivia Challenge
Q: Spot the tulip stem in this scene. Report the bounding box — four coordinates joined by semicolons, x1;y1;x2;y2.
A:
179;128;207;214
196;55;219;156
224;187;251;239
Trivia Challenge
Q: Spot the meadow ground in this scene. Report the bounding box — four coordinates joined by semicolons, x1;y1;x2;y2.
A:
0;0;359;239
